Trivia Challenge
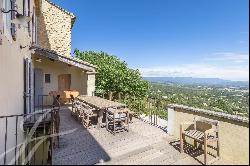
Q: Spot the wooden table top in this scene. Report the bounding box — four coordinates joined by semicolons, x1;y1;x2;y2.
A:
49;90;79;98
77;95;126;110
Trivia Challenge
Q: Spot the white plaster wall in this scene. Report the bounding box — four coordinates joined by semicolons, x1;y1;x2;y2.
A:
87;74;96;96
0;0;35;164
167;107;175;136
33;55;89;104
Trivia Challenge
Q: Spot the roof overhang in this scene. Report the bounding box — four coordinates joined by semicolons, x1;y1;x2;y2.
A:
31;46;96;73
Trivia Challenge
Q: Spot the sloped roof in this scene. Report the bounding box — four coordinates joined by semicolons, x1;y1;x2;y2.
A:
45;0;76;28
32;46;97;72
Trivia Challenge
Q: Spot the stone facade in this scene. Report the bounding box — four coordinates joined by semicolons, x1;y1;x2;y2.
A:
37;0;75;57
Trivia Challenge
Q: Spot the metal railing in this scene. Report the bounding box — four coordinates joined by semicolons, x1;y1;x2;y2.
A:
0;95;60;165
93;91;168;129
35;95;52;111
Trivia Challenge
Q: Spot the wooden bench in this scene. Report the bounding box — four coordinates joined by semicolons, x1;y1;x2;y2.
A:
180;117;220;165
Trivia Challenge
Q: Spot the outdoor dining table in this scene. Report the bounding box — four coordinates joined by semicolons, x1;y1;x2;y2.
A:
76;95;127;128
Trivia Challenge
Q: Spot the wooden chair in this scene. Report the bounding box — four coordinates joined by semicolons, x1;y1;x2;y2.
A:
70;95;77;118
180;117;220;165
74;99;82;121
52;95;61;148
81;103;98;128
106;108;129;135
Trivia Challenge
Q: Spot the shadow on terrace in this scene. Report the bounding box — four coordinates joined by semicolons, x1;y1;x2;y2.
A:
52;108;110;165
52;106;199;165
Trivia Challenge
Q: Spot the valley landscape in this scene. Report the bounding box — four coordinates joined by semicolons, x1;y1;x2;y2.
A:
145;77;249;117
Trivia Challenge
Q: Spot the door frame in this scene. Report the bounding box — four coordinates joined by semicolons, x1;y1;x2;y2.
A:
34;68;44;108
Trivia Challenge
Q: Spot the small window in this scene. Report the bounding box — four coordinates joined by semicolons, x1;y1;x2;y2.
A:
45;74;51;83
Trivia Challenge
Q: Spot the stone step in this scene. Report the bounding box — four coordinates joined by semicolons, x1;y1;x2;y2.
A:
108;136;163;158
98;145;154;165
142;152;181;165
102;145;163;165
124;149;163;165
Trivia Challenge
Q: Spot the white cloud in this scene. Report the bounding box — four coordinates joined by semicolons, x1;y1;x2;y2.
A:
140;52;249;81
204;52;249;63
239;40;246;44
140;64;249;81
240;31;249;34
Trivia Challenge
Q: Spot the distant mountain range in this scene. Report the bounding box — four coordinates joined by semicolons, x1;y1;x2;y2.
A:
143;77;249;88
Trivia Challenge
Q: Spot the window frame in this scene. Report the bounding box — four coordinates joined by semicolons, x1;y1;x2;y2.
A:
45;74;51;84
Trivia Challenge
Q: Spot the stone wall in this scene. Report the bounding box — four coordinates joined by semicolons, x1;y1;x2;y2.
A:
37;0;75;57
167;104;249;165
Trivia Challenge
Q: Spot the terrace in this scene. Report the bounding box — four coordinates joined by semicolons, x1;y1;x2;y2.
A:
52;106;233;165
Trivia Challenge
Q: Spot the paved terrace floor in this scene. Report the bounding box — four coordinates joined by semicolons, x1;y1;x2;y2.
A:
52;107;233;165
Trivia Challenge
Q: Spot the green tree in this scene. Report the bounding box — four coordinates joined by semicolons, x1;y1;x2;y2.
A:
74;49;149;99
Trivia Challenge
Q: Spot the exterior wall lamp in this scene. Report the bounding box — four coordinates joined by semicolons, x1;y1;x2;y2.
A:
20;44;29;49
20;44;36;54
1;9;32;26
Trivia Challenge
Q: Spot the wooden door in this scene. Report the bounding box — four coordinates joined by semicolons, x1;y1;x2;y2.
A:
58;74;71;91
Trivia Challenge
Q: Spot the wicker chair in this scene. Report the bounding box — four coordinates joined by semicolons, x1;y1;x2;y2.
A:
180;117;220;165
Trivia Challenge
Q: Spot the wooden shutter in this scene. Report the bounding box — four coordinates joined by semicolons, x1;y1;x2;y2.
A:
23;0;25;15
3;0;12;42
11;0;16;41
0;1;2;45
28;0;31;36
32;7;36;44
23;0;31;35
24;58;32;114
0;30;2;45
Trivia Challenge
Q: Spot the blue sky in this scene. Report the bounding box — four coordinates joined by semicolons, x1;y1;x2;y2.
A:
52;0;249;81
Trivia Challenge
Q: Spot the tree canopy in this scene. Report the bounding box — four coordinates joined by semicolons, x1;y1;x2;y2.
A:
74;49;149;98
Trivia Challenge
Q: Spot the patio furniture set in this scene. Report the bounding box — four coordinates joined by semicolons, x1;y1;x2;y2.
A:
70;95;130;135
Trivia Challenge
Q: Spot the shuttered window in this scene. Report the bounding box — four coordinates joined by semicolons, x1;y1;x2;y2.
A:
0;1;3;45
11;0;16;40
2;0;12;43
32;7;37;44
23;0;30;35
27;0;31;36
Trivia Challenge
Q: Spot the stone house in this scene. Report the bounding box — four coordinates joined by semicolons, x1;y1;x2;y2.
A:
32;0;96;108
0;0;95;164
